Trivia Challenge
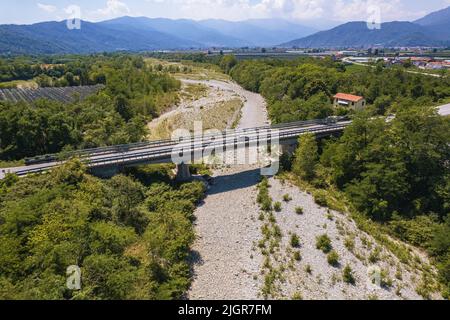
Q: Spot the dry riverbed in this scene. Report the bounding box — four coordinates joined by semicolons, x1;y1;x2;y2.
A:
148;79;258;140
258;177;442;300
187;78;269;300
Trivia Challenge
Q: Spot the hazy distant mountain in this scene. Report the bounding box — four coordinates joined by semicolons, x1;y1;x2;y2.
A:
0;16;319;55
0;20;199;55
415;6;450;41
415;6;450;26
2;7;450;55
199;19;317;47
282;6;450;48
100;16;248;48
102;17;316;47
281;21;444;48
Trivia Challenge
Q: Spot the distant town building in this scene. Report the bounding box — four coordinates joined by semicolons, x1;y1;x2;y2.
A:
333;93;366;110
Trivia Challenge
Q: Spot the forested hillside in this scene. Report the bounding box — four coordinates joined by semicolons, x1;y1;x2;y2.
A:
288;100;450;298
213;55;450;298
0;161;205;299
0;55;180;160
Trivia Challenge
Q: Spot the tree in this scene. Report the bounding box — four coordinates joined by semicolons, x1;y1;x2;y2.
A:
293;133;319;181
219;55;237;74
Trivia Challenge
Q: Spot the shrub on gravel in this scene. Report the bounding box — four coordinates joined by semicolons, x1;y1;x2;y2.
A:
274;202;282;212
292;292;303;300
290;234;300;248
283;194;292;202
327;250;340;267
293;251;302;261
305;264;312;274
295;207;304;215
316;234;332;253
343;265;356;285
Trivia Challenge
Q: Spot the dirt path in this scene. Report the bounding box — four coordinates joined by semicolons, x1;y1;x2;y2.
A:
188;80;269;300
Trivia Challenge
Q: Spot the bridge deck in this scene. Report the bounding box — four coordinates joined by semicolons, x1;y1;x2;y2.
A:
0;120;351;179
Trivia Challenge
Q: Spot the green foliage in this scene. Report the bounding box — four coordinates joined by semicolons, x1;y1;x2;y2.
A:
323;107;450;221
343;265;356;285
295;207;304;215
293;251;302;261
218;55;237;74
316;234;332;253
0;55;180;160
230;58;450;124
293;134;319;181
305;264;312;274
273;202;282;212
292;292;303;300
257;177;273;212
389;215;438;248
368;247;381;264
327;250;340;267
282;194;292;202
290;234;300;248
0;161;205;300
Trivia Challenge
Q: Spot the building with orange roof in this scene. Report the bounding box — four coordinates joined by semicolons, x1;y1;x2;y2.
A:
333;93;366;110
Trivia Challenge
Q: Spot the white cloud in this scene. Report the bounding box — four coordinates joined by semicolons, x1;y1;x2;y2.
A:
331;0;432;23
37;3;57;13
253;0;325;19
81;0;450;24
92;0;131;19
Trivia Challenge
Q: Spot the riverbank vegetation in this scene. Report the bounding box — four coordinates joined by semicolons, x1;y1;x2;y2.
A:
222;56;450;123
0;161;205;299
285;105;449;298
0;55;180;160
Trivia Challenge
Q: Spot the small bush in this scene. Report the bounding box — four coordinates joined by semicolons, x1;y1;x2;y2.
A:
344;237;355;252
290;234;300;248
380;269;393;288
305;264;312;274
293;251;302;261
368;247;381;263
261;199;272;212
316;234;332;253
273;202;282;212
295;207;304;215
258;212;265;221
343;265;355;285
292;292;303;300
327;250;340;267
283;194;292;202
313;191;328;207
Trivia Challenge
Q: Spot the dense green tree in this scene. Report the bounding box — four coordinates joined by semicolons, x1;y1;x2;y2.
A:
293;134;319;181
0;161;205;300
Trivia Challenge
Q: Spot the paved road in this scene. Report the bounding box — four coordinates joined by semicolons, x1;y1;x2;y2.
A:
0;121;349;179
342;57;443;78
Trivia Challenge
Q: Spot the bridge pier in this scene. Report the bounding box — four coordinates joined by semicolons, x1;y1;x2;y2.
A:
281;144;297;156
175;163;192;182
90;166;121;179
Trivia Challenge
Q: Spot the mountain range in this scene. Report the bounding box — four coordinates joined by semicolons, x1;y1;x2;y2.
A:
0;17;316;55
0;6;449;54
283;6;450;48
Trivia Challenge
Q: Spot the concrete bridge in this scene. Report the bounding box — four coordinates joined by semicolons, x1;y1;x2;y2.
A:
0;118;351;180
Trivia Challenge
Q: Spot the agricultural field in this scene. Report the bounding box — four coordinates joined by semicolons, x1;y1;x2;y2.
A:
0;84;105;104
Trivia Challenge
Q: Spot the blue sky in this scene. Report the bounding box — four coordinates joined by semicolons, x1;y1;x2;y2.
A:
1;0;450;25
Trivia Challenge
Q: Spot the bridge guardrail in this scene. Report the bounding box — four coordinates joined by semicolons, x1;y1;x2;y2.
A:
24;117;348;166
16;123;350;176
